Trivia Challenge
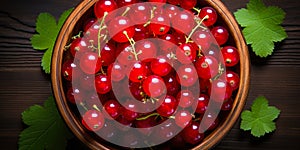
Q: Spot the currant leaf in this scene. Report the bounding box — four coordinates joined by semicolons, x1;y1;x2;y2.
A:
19;96;73;150
234;0;287;57
30;8;73;73
240;96;280;137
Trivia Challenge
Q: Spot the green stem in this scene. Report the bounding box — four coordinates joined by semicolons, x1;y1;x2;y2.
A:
136;112;160;121
123;31;139;61
97;12;108;57
185;15;209;43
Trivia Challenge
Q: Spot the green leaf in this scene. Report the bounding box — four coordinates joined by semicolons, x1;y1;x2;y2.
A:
234;0;287;57
30;8;73;74
41;46;53;74
19;96;73;150
240;96;281;137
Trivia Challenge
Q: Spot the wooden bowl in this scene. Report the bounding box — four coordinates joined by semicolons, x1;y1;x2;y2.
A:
51;0;250;149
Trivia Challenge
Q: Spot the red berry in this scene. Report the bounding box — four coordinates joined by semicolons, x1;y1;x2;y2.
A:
198;7;218;27
177;90;195;108
211;26;229;45
175;109;192;128
195;56;219;80
176;43;197;64
182;121;205;144
172;10;195;34
179;0;197;10
128;3;151;25
142;75;166;98
82;110;105;131
176;64;198;87
103;99;121;119
94;0;118;19
221;46;240;67
108;16;135;43
107;62;126;81
225;70;240;91
150;56;172;76
196;94;209;114
157;95;178;117
62;59;77;81
115;0;139;7
128;61;150;82
69;38;89;58
163;74;180;95
135;40;157;61
209;79;232;103
149;14;170;35
95;74;112;94
79;52;102;74
101;42;116;66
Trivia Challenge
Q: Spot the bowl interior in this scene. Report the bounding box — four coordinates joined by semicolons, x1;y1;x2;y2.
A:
51;0;250;149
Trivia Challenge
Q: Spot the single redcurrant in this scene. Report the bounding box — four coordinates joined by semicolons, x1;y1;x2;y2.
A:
82;110;105;131
221;46;240;67
142;75;166;98
211;26;229;45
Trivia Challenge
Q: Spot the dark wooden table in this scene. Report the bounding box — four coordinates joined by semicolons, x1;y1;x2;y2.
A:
0;0;299;149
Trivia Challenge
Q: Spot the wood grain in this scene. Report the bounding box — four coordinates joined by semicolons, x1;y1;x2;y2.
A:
0;0;299;149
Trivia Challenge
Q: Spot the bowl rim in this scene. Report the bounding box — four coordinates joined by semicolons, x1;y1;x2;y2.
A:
51;0;250;149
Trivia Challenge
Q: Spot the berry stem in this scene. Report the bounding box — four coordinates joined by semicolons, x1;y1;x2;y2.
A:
193;7;201;15
136;112;160;120
143;6;157;27
185;15;209;43
93;104;101;111
97;12;108;57
123;31;140;61
121;7;131;16
80;102;88;111
71;31;82;39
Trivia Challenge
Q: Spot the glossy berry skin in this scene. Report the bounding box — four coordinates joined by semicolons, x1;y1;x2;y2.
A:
176;43;197;64
135;40;157;61
179;0;197;10
209;79;232;103
129;62;150;82
108;16;135;43
164;74;180;95
84;21;108;43
129;81;145;101
150;56;172;76
201;113;219;131
195;56;219;80
82;110;105;131
121;100;139;121
116;45;136;66
172;10;195;34
182;121;205;144
142;75;166;98
95;74;112;94
149;14;171;35
101;42;116;66
167;0;180;5
157;95;178;117
211;26;229;45
115;0;139;7
103;99;121;119
175;110;192;128
79;52;102;74
62;59;77;81
69;38;89;58
133;25;152;41
176;64;198;87
196;94;209;114
221;98;233;111
221;46;240;67
225;71;240;91
94;0;118;19
165;4;179;19
198;7;218;27
107;62;126;82
159;34;178;52
177;90;195;108
66;87;83;104
128;3;151;25
192;29;213;52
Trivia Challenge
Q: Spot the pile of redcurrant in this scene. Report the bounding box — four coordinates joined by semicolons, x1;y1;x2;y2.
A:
62;0;240;149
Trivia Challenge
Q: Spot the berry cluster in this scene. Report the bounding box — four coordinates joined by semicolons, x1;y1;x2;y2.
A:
62;0;240;149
